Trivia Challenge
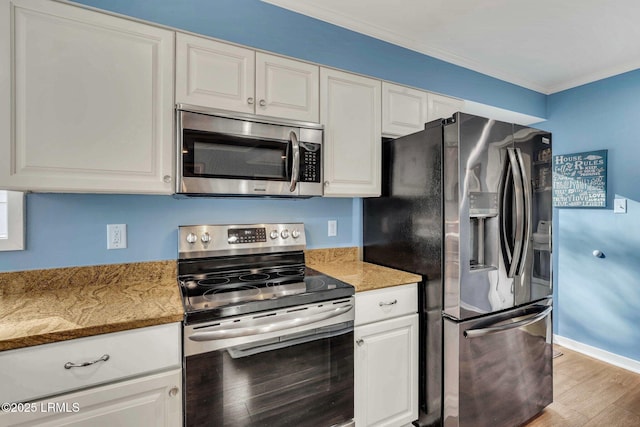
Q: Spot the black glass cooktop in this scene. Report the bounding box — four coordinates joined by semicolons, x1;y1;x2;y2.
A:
178;253;354;324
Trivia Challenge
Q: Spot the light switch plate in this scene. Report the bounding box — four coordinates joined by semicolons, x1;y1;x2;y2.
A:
328;220;337;237
614;198;627;214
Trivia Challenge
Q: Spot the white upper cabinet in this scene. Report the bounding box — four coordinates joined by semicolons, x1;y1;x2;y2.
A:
382;82;428;137
255;52;319;122
176;33;319;122
176;33;255;114
427;92;464;122
382;82;465;137
0;0;175;194
321;68;381;197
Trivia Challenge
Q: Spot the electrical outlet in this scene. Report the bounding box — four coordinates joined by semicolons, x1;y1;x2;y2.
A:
107;224;127;249
328;220;337;237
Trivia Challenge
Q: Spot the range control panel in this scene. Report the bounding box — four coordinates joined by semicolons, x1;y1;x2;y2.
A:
178;223;306;259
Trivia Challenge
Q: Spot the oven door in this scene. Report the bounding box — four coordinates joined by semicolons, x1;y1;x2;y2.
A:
183;299;355;427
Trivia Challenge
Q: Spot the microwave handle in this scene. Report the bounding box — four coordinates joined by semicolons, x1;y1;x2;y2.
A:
289;131;300;192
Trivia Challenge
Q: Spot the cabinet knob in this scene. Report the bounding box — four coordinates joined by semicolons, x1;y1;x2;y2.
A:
163;175;171;183
324;181;330;187
169;386;179;397
259;99;267;107
247;97;255;105
356;339;364;347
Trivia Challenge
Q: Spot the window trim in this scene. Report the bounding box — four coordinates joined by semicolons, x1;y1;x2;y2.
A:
0;191;25;251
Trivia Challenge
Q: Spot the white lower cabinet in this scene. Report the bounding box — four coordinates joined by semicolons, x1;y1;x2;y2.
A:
0;323;182;427
355;284;419;427
0;369;182;427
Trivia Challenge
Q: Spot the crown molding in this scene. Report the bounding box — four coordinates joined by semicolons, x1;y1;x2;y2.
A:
546;60;640;94
262;0;550;93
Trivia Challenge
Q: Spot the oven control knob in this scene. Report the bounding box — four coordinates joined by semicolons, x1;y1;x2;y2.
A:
292;230;301;239
186;233;197;244
281;229;290;239
201;232;211;244
270;230;279;240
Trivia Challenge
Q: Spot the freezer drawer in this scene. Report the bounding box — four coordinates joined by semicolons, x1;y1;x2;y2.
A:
443;300;552;427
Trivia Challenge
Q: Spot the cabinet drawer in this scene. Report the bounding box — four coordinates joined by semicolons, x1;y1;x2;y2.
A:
0;323;181;403
355;283;417;326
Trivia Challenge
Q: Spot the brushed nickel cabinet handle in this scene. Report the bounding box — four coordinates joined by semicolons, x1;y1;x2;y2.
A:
64;354;110;369
247;97;255;105
379;299;398;307
259;99;267;107
356;339;364;346
169;386;179;397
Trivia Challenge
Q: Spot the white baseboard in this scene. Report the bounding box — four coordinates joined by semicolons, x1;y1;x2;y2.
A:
554;334;640;374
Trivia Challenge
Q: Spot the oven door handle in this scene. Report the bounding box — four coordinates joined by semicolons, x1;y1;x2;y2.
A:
188;304;353;341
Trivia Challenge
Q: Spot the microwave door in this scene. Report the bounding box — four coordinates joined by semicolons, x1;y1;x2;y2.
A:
176;108;323;197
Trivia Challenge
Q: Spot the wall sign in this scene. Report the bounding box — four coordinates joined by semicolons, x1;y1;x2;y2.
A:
552;150;607;208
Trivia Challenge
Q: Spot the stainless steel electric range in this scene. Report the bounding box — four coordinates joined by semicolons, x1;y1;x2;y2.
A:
177;223;355;427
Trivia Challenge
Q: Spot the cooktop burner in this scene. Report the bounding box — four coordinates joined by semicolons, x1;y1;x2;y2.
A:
179;266;352;324
177;223;354;325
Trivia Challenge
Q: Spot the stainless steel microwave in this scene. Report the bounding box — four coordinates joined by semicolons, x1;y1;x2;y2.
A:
176;105;323;197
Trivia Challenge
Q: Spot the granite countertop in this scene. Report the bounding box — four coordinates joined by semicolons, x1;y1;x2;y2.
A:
306;247;422;292
0;261;183;352
0;247;418;352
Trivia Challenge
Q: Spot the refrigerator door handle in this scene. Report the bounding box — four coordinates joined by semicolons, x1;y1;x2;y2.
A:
499;156;514;265
514;147;532;276
463;306;552;339
506;148;525;278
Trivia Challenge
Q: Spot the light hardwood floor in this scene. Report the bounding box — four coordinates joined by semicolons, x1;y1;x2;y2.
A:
524;345;640;427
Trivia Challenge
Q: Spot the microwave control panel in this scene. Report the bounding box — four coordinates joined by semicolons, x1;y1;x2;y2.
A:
300;143;321;183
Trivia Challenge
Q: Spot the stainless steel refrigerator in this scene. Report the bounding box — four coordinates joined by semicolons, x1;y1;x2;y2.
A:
363;112;553;427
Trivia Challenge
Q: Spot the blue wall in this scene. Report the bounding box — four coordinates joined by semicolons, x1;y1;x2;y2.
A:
545;69;640;362
0;195;360;272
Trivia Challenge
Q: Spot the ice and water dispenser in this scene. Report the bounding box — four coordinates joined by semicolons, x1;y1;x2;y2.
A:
468;191;499;271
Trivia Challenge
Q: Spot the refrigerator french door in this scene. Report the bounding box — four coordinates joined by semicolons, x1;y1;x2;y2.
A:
363;112;553;427
442;114;553;320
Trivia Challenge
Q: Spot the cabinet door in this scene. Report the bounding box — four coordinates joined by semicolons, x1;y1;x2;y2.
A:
355;314;419;427
321;68;381;197
255;52;319;122
426;93;464;122
0;370;182;427
176;32;255;113
382;82;428;137
0;0;174;194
